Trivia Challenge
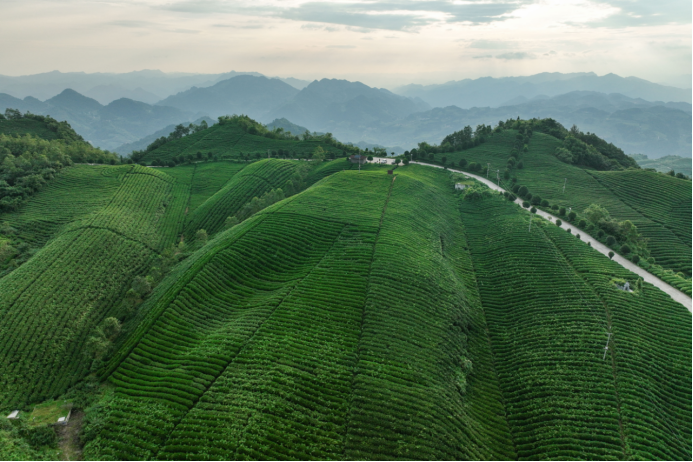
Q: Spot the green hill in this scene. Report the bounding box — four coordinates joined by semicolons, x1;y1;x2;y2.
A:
418;124;692;279
71;165;691;460
0;112;85;143
0;117;689;461
132;115;364;167
0;158;352;409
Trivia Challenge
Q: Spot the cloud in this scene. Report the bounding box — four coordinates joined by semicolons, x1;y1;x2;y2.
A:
468;40;513;49
106;20;152;28
159;0;528;31
582;0;691;27
496;52;535;60
212;23;266;29
327;45;356;49
472;54;493;59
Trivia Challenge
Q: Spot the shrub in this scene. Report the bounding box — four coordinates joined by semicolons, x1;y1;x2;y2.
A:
459;159;467;168
606;236;616;246
587;241;591;247
468;162;479;172
526;193;533;201
531;196;541;205
608;251;614;259
567;228;572;234
578;219;587;228
541;199;549;207
568;211;577;221
518;186;528;197
556;219;562;227
512;185;520;194
632;255;640;264
551;204;559;210
620;244;631;254
647;257;655;264
530;206;537;213
559;207;566;216
576;234;580;239
597;230;605;238
507;194;517;201
517;161;524;169
522;201;530;208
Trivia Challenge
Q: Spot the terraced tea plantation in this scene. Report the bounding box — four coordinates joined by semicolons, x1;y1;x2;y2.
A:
0;145;690;460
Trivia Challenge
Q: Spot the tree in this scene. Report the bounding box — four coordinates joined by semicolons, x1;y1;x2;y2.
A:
551;204;559;210
403;158;410;165
531;195;541;205
606;236;616;246
583;204;611;224
224;216;239;229
207;152;213;160
620;244;631;254
541;199;549;207
459;159;467;168
132;276;151;297
522;201;530;208
196;229;208;245
101;317;121;340
312;146;326;162
518;186;528;197
530;206;537;213
441;156;447;165
632;255;640;264
608;251;614;259
559;207;566;216
578;219;587;228
394;159;401;165
367;155;373;161
556;219;562;227
196;151;203;160
568;211;577;221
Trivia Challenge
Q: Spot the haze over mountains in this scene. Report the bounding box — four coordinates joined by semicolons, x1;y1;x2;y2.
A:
0;71;690;158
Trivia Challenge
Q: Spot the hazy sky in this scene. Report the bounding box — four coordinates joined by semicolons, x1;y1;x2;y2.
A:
2;0;691;88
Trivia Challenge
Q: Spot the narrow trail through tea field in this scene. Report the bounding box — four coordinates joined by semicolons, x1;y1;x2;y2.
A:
386;160;692;312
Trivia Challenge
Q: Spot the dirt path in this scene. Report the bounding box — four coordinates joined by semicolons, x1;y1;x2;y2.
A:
55;410;84;461
394;160;692;312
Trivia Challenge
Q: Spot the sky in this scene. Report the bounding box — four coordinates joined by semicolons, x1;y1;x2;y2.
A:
1;0;691;88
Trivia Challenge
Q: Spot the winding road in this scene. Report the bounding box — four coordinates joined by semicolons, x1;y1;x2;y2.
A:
376;159;692;312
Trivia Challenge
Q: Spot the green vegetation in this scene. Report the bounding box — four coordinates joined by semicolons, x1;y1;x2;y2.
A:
423;119;691;279
0;114;689;461
0;111;119;212
460;194;690;460
132;115;367;166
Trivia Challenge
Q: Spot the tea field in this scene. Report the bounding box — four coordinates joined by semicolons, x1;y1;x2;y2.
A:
432;130;692;276
0;151;689;460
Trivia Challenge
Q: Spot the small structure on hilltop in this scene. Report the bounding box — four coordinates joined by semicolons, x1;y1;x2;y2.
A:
349;154;367;164
455;183;467;191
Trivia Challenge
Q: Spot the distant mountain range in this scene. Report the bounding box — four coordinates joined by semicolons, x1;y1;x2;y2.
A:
396;72;692;108
347;91;692;158
0;70;310;104
1;72;690;158
0;89;194;150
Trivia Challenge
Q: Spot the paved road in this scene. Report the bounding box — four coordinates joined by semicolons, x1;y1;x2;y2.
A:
374;159;692;312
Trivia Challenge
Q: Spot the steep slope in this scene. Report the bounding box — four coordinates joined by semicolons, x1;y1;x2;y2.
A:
459;196;691;460
427;129;692;276
157;75;299;120
82;167;514;460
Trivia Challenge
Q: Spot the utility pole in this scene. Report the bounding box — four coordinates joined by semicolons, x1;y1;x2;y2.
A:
563;178;567;194
603;333;612;360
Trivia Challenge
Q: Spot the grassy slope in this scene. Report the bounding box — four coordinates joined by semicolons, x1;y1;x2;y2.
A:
433;130;692;276
459;196;691;460
0;118;61;140
0;158;343;410
84;167;515;460
140;122;346;164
